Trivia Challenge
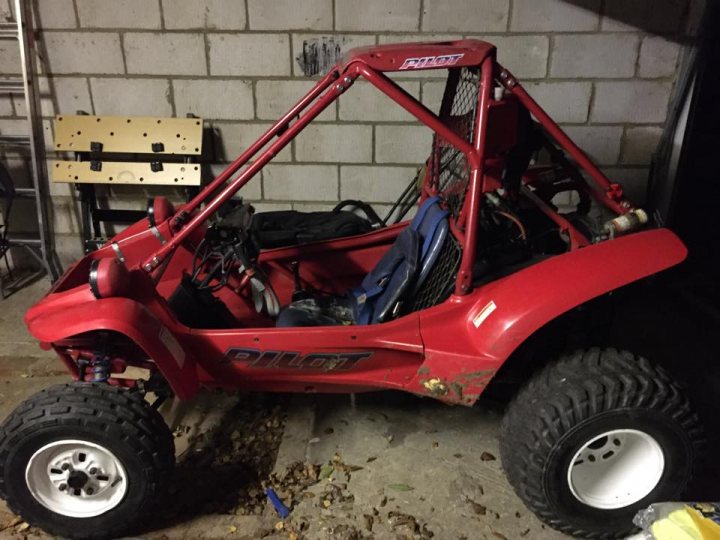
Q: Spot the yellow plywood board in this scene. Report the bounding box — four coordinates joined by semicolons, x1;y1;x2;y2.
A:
51;160;201;186
53;115;203;155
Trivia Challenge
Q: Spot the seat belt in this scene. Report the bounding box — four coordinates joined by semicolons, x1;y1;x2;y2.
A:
350;274;392;325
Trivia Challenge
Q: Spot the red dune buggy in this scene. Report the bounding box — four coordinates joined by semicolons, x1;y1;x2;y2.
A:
0;40;703;539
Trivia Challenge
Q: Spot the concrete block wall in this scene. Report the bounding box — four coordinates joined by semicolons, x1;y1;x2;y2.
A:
0;0;703;264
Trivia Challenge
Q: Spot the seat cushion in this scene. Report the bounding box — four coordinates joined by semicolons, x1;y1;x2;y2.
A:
275;197;451;328
278;227;420;327
276;295;354;327
352;226;420;324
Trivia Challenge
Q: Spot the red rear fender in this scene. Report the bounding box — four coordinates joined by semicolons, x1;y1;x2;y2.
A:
413;228;687;405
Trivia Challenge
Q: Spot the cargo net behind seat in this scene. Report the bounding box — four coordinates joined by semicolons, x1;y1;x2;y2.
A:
406;67;479;314
428;67;480;219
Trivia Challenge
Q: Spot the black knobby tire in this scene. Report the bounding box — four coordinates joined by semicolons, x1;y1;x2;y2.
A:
500;348;704;539
0;382;175;539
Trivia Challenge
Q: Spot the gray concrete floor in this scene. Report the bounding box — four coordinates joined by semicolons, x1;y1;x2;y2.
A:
0;279;566;539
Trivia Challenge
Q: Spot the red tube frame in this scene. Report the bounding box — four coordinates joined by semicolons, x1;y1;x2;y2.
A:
496;66;629;215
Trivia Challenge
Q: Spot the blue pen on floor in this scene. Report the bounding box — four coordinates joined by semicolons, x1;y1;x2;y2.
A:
265;487;290;518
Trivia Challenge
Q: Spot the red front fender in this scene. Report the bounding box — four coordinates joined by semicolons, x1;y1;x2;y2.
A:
414;228;687;405
26;297;199;400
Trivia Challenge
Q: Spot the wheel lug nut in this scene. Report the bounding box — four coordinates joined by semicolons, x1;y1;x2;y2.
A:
61;463;70;471
89;468;97;475
86;488;94;495
59;483;67;491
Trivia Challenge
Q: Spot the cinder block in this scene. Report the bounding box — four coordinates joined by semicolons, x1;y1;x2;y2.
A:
208;163;262;199
291;202;337;212
14;77;93;118
563;126;623;166
511;0;600;31
2;157;30;191
51;197;81;235
256;80;335;121
602;167;650;204
162;0;247;30
253;202;291;212
36;0;76;28
638;37;681;78
248;0;332;30
174;80;253;120
0;0;11;23
340;165;417;203
480;35;549;79
422;0;508;32
0;94;12;116
0;41;20;74
524;82;592;123
211;122;292;162
420;81;445;114
76;0;161;28
263;164;338;201
42;32;125;74
90;78;173;116
12;78;54;117
620;126;663;165
592;81;672;123
335;0;420;31
295;124;372;163
0;118;28;136
339;81;420;122
378;33;455;44
292;34;375;77
124;33;207;76
602;0;685;33
551;34;639;78
43;118;54;151
55;233;85;268
208;34;290;76
375;125;433;164
52;77;94;115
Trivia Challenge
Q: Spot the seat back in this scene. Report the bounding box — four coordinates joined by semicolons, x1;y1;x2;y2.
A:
353;226;419;324
409;196;449;291
353;197;449;324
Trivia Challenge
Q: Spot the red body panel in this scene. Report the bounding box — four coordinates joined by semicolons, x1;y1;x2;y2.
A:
26;226;686;405
411;228;686;404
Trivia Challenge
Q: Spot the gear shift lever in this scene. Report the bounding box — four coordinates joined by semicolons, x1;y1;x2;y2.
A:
290;261;309;301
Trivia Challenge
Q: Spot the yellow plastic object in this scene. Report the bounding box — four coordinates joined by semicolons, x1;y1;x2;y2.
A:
650;506;720;540
50;160;201;186
53;115;203;155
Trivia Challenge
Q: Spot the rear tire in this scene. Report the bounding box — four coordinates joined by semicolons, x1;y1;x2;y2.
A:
0;382;174;539
500;348;704;539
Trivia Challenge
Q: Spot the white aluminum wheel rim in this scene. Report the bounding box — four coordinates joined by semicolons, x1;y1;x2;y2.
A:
25;439;127;518
567;429;665;510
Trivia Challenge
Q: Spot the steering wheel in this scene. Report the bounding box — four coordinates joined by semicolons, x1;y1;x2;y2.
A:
191;202;279;317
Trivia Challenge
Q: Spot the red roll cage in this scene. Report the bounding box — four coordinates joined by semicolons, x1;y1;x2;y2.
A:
140;39;631;297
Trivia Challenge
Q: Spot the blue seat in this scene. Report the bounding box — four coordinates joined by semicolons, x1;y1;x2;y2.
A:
276;197;449;327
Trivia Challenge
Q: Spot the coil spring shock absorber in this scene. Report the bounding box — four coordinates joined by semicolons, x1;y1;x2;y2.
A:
87;355;112;383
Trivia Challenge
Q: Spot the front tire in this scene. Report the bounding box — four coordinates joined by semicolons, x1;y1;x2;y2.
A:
0;383;174;539
500;348;704;539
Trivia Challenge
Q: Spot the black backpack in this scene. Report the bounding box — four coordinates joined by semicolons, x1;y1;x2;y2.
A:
252;200;383;249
